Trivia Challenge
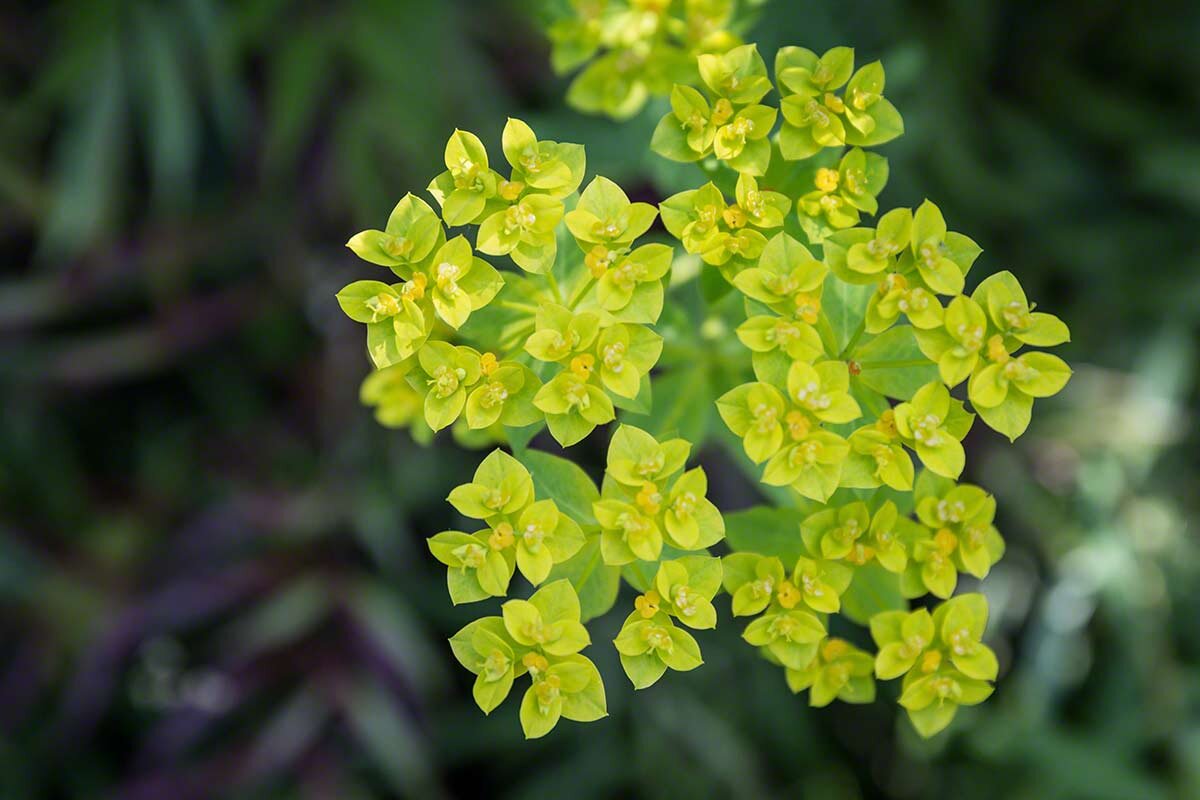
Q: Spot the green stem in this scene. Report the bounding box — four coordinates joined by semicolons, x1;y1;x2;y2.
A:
498;300;540;314
838;319;867;360
566;275;596;310
544;272;564;304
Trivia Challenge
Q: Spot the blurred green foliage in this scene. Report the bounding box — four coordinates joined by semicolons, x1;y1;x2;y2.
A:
0;0;1197;798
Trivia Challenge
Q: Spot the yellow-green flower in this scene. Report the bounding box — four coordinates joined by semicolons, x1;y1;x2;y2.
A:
417;342;484;431
501;117;585;199
446;448;535;525
842;410;916;491
892;381;974;479
659;181;772;267
797;147;889;243
966;271;1072;440
655;46;777;173
427;129;504;226
565;175;659;281
345;193;445;279
476;192;564;274
786;637;876;707
731;232;827;316
614;608;704;689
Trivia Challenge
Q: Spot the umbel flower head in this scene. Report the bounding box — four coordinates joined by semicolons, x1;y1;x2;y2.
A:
336;15;1075;743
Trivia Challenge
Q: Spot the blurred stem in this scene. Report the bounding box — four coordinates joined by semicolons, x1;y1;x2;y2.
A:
567;275;595;309
544;272;564;303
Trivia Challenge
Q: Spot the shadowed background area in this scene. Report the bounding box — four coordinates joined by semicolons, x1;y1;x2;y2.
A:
1;0;1198;798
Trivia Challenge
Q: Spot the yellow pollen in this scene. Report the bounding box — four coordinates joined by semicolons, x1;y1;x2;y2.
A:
821;638;850;661
880;273;907;294
522;652;548;673
814;168;841;193
489;522;514;550
794;293;821;324
635;590;661;619
785;410;812;441
383;235;412;259
934;528;958;555
585;245;614;277
722;205;748;229
776;580;801;609
711;98;734;126
635;482;662;515
920;650;943;673
569;353;595;379
987;334;1010;363
403;272;427;300
498;180;524;201
479;352;499;376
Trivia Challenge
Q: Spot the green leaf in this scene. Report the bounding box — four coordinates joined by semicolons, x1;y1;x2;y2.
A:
852;326;939;400
822;276;874;355
520;449;600;527
546;537;619;622
611;372;653;415
620;365;711;444
724;507;808;564
839;563;907;625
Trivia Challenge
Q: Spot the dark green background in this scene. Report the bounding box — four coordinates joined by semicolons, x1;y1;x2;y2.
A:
2;1;1198;798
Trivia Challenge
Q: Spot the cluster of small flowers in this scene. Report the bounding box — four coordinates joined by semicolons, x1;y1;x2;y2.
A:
338;120;674;447
546;0;764;119
648;44;1068;733
432;427;727;737
336;25;1073;739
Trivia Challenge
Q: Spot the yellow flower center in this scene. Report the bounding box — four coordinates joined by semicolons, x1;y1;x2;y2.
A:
920;650;943;673
482;649;510;682
635;481;662;515
722;205;748;229
601;341;626;372
523;652;548;674
453;542;486;569
399;274;426;302
642;624;673;652
711;98;734;126
479;380;509;409
752;402;779;433
776;580;801;609
934;528;958;555
366;292;401;320
569;353;596;379
585;245;617;277
431;365;463;398
521;520;546;552
489;522;514;550
479;352;499;376
815;167;841;193
435;261;462;295
1002;300;1031;330
911;413;944;446
383;235;412;259
635;590;661;619
794;293;821;324
672;491;697;520
822;638;850;662
785;410;812;441
986;334;1011;364
498;179;524;201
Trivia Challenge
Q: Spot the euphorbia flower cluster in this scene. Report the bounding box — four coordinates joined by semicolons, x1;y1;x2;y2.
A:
337;13;1070;740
